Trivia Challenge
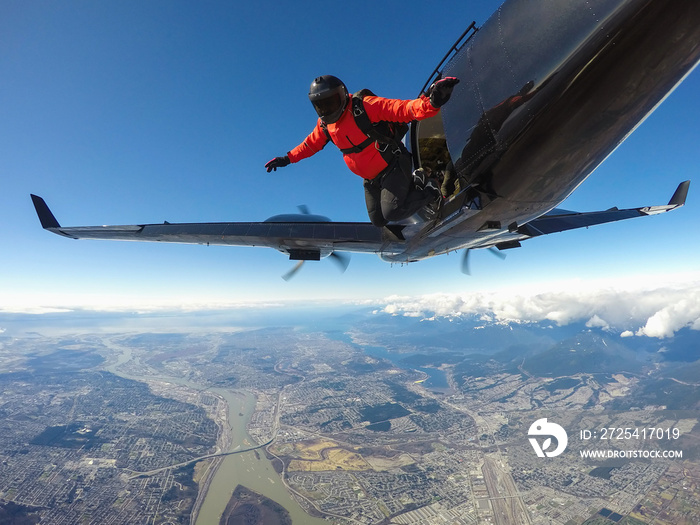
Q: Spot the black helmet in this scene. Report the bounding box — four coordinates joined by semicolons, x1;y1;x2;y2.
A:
308;75;348;124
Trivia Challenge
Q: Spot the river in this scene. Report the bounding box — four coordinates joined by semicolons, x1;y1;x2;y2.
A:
194;388;327;525
102;342;327;525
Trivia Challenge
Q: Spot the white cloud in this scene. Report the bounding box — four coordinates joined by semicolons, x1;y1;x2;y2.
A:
3;273;698;340
586;315;610;330
0;291;289;315
635;295;700;338
380;275;700;339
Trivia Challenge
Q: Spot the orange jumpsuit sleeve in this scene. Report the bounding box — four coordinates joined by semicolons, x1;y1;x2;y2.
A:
287;120;330;163
362;94;440;123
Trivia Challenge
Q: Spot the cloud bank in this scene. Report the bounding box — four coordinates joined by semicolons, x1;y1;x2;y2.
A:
380;278;700;339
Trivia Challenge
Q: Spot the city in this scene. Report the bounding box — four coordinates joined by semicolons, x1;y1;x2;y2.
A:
0;312;698;524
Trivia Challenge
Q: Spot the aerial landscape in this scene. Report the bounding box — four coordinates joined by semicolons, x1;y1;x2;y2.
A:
0;303;698;524
2;0;700;523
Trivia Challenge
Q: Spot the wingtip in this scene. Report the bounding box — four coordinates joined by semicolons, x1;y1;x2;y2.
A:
30;194;61;229
668;180;690;207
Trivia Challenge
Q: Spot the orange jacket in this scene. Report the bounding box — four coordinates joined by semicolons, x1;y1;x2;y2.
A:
287;94;440;179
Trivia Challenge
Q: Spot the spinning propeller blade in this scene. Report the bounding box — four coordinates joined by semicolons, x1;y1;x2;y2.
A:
329;251;351;273
282;261;305;282
461;246;507;275
461;249;472;275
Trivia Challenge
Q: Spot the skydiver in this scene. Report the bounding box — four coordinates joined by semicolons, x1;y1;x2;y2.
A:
265;75;459;227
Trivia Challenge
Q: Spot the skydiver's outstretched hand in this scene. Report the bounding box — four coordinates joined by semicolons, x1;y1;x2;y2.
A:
265;155;291;172
427;77;460;108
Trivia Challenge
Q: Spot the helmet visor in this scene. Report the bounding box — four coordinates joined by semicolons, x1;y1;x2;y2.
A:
312;92;344;121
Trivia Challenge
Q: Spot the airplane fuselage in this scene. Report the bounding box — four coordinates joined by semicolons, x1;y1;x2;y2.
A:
385;0;700;262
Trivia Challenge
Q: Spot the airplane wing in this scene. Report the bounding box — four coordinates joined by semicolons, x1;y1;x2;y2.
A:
31;180;689;264
30;195;395;260
516;180;690;239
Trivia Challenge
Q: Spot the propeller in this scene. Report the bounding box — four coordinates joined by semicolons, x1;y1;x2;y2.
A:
461;246;507;275
282;261;305;282
280;205;351;281
329;251;351;272
282;251;350;281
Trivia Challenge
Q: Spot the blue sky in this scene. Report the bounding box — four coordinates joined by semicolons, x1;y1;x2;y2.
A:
1;0;699;313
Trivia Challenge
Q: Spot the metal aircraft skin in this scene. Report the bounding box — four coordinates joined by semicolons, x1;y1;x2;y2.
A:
32;0;699;270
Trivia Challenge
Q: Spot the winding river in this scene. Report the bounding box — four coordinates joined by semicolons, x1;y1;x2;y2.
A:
195;388;327;525
103;344;327;524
